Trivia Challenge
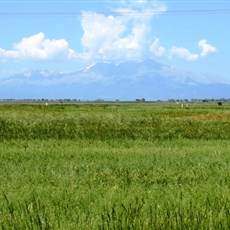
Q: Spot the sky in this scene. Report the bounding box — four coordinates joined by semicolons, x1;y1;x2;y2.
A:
0;0;230;84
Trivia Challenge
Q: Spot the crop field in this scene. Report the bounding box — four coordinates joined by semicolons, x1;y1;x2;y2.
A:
0;102;230;229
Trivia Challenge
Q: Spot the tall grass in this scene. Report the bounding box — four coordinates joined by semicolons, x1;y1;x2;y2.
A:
0;103;229;229
0;138;230;229
100;196;230;229
0;103;230;140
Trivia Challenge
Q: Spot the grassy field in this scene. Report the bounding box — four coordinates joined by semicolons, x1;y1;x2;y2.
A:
0;102;229;229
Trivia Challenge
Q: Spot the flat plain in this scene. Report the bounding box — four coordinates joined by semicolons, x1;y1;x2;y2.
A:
0;102;229;229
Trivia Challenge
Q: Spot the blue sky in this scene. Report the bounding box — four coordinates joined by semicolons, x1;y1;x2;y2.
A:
0;0;230;83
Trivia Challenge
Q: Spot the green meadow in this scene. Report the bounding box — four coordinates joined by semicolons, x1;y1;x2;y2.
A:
0;102;229;229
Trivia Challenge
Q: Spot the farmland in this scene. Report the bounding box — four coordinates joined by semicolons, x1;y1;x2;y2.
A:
0;102;230;229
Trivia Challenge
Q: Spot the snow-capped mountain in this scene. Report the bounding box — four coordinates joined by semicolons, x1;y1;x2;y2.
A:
1;59;230;100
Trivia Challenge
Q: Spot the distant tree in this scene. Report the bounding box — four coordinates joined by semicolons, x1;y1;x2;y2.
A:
217;101;222;106
136;98;145;102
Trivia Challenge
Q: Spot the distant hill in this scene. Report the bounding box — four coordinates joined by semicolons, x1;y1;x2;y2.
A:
1;59;230;100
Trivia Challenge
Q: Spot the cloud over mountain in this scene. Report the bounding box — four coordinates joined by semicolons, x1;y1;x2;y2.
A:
79;1;217;62
169;46;199;61
199;39;217;57
0;0;217;65
0;33;76;61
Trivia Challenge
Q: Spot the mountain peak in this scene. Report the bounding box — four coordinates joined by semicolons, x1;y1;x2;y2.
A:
1;59;230;100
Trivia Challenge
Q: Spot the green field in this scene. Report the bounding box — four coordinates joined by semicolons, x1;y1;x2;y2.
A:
0;102;229;229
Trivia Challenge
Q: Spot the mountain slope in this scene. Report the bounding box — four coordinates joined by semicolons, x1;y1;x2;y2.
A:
1;59;230;100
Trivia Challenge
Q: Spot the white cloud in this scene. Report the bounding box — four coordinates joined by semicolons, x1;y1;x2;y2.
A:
169;46;199;61
79;0;167;61
114;0;167;19
149;38;165;57
80;12;149;61
78;1;217;63
0;33;77;61
198;39;217;57
168;40;217;61
81;12;126;58
0;0;217;65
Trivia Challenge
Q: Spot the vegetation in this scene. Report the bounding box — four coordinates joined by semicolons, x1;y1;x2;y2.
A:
0;102;230;141
0;102;229;229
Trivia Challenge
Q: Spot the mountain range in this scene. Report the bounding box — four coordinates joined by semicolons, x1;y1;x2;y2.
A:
1;59;230;100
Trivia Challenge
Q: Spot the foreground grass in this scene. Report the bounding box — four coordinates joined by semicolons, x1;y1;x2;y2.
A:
0;139;229;229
